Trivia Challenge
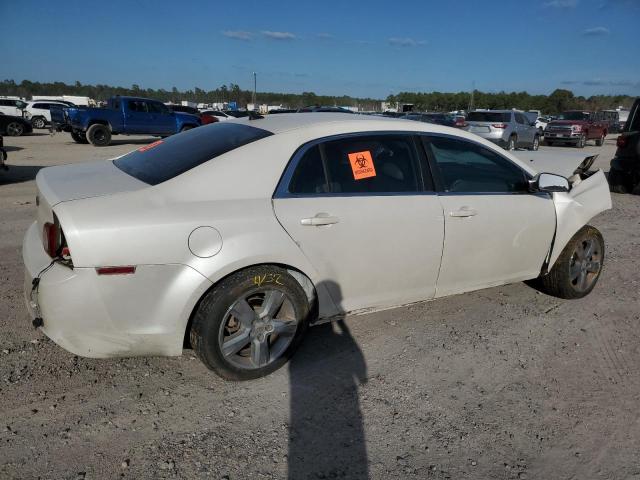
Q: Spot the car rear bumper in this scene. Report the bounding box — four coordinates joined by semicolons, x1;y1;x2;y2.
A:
22;221;211;358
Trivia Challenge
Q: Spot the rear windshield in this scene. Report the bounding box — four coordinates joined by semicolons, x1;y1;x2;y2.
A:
467;112;510;122
114;122;272;185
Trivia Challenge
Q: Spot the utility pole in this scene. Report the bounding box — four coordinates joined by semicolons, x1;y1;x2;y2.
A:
252;72;257;110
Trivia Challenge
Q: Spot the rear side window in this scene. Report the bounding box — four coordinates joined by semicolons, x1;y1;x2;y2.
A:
467;112;511;123
286;135;425;195
114;123;272;185
425;136;528;193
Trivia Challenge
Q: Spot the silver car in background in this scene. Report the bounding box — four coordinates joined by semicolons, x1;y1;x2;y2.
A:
465;110;540;151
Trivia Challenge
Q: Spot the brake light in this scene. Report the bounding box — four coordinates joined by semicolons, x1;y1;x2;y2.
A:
455;118;467;127
42;222;61;258
616;135;628;148
492;123;507;129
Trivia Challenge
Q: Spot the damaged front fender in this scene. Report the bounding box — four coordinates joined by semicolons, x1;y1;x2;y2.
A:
548;169;612;268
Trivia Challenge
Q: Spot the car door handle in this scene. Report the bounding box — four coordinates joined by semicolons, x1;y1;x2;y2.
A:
450;207;478;218
300;214;340;226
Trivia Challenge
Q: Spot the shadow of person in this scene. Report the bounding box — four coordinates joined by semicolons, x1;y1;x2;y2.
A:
288;281;368;479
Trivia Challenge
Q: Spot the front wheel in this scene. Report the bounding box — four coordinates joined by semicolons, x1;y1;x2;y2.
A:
190;266;311;380
537;226;604;299
86;124;111;146
70;131;88;144
576;134;586;148
6;121;25;136
595;133;605;146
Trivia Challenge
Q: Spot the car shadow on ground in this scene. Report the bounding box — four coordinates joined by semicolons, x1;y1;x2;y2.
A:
287;281;369;479
2;146;24;152
0;165;44;185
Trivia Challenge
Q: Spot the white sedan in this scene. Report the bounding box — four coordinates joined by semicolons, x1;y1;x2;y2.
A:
23;114;612;380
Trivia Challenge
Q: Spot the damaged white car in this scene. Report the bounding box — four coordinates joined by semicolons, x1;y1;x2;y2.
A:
23;114;612;380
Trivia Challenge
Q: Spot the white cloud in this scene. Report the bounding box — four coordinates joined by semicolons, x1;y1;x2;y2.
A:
388;37;426;47
261;31;296;40
316;32;334;39
544;0;579;7
582;26;610;35
222;30;253;41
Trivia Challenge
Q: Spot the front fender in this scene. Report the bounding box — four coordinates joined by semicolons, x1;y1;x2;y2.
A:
548;169;612;268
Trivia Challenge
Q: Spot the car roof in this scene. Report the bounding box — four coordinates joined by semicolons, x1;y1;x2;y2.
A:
230;112;465;135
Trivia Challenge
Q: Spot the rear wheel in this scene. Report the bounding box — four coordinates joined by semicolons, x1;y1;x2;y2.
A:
190;266;311;380
595;133;605;146
537;226;604;299
6;121;24;136
86;124;111;146
32;117;46;129
528;135;540;151
70;131;88;144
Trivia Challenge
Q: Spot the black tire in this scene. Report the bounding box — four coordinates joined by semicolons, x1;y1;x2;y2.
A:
506;135;517;151
180;125;194;132
545;139;555;146
32;117;46;129
576;134;586;148
607;168;629;193
86;124;111;146
595;133;605;146
190;265;311;380
537;226;604;299
70;131;89;144
5;121;24;136
528;135;540;151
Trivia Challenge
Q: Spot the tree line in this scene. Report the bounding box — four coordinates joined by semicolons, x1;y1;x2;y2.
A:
0;79;635;114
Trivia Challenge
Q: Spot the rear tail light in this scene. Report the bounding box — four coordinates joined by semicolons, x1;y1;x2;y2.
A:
455;119;467;127
492;123;507;129
616;135;628;148
42;222;61;258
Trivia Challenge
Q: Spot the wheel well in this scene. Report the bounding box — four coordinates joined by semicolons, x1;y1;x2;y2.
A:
87;120;110;130
181;263;317;349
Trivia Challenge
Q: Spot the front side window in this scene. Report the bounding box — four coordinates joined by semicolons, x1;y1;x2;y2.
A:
286;134;424;195
425;136;528;193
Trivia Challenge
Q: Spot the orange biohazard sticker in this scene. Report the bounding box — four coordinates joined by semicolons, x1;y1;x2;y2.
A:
348;150;376;180
138;140;164;152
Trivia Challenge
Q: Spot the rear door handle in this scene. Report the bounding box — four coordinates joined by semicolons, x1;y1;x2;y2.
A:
450;207;478;218
300;213;340;226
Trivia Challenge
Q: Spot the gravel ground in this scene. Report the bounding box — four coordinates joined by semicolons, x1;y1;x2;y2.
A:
1;131;639;480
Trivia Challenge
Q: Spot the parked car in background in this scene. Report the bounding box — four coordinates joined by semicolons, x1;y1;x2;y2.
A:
524;112;548;136
53;96;201;146
0;98;28;117
402;112;466;128
0;135;7;171
201;110;233;121
608;98;640;194
23;113;610;380
0;114;33;136
268;108;297;114
297;106;355;113
224;110;250;119
26;101;75;129
544;111;608;148
167;104;217;125
465;110;540;150
595;110;620;134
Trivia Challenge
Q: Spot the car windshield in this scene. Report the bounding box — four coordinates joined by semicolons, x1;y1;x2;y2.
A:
114;122;273;185
467;112;510;122
559;111;590;121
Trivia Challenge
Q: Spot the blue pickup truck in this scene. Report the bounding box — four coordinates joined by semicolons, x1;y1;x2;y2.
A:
52;96;201;146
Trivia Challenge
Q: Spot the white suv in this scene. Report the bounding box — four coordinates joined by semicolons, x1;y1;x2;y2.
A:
0;98;28;117
25;101;71;129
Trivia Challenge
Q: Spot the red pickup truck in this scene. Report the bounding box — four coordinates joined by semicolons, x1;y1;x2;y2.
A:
543;111;608;148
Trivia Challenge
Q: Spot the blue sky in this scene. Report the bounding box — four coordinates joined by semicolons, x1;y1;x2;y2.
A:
1;0;639;99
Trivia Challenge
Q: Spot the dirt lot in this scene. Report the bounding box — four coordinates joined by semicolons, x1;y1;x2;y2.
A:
1;131;639;480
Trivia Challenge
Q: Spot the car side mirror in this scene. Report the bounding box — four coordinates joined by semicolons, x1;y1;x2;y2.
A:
530;173;570;193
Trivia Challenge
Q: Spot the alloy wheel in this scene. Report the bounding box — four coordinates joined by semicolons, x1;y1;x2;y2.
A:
6;122;24;136
218;289;300;370
569;237;602;293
